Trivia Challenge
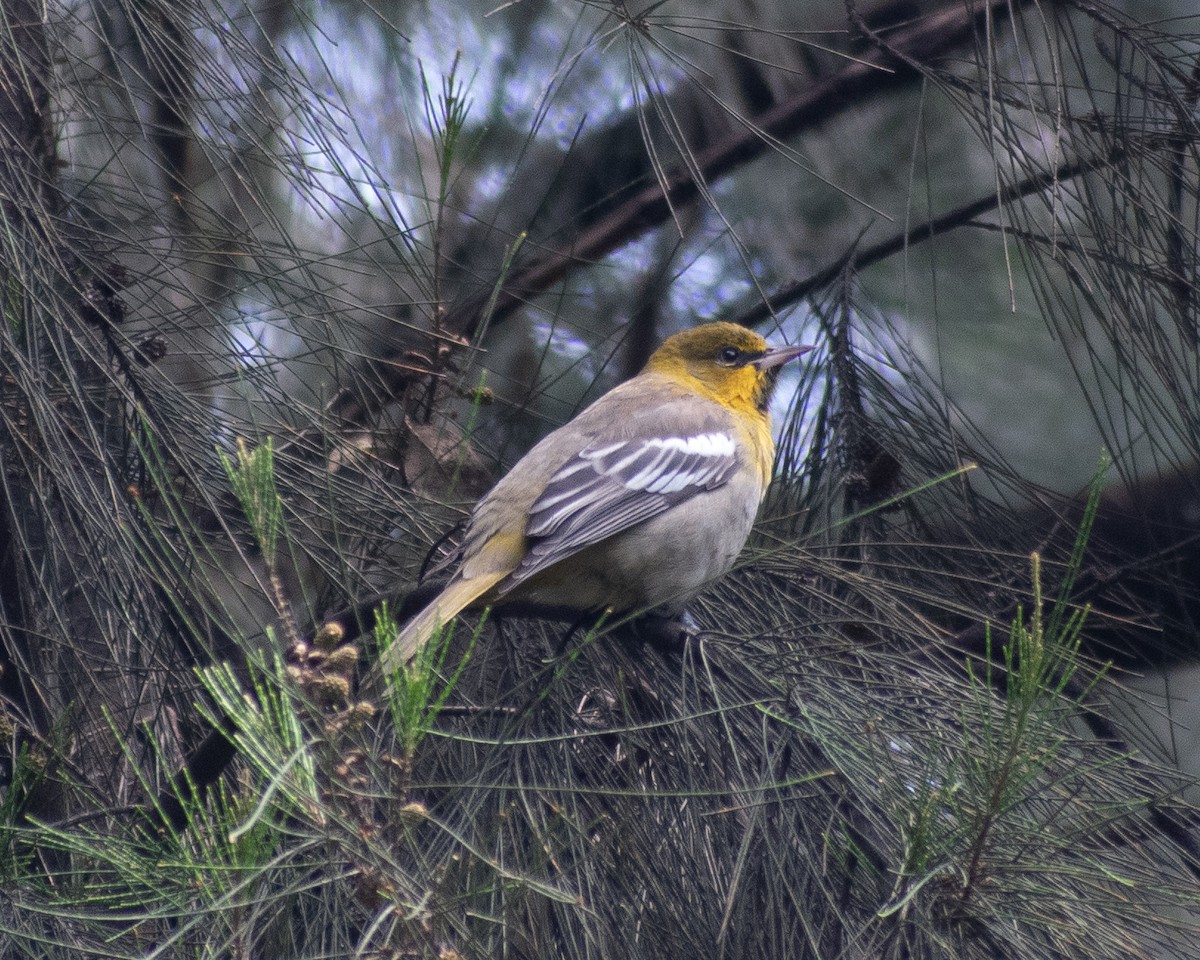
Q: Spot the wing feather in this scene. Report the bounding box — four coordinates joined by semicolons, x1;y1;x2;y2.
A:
511;432;739;586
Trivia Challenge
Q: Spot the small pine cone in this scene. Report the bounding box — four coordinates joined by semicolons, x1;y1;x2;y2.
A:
313;622;345;651
348;696;374;720
348;701;376;724
304;648;328;667
323;645;360;674
98;260;130;293
133;334;168;366
311;674;350;704
80;280;126;327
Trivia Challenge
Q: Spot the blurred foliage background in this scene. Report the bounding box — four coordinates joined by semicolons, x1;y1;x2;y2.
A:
3;0;1200;956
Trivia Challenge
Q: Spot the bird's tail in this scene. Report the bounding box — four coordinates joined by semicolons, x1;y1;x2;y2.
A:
379;572;506;675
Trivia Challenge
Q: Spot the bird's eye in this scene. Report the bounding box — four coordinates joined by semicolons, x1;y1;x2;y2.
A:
717;346;742;366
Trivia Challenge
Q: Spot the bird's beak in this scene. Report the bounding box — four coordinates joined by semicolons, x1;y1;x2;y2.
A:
752;343;815;371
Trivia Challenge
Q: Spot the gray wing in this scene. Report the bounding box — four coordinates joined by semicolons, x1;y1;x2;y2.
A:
508;431;740;587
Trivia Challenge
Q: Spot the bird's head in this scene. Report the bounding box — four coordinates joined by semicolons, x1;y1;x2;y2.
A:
645;322;814;414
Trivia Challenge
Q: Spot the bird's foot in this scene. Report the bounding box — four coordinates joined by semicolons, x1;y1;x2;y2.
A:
628;607;699;655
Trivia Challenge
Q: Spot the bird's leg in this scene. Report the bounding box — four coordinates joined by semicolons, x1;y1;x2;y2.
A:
553;609;611;657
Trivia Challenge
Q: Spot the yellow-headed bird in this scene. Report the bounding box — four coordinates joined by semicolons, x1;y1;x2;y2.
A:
386;321;813;667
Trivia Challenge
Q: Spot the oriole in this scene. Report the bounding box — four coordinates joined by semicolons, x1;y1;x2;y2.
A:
388;321;813;665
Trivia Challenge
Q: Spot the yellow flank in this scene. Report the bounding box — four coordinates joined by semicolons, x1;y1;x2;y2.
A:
385;320;813;669
460;529;527;581
747;415;776;490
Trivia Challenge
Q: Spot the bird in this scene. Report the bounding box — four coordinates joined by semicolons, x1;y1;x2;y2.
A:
385;321;814;667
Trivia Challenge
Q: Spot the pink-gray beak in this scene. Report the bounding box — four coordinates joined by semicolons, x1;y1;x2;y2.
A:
752;343;815;371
